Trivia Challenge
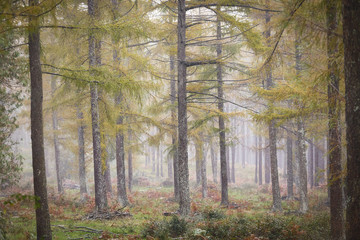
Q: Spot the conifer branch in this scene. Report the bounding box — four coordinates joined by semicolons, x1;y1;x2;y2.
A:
185;3;281;12
262;0;306;69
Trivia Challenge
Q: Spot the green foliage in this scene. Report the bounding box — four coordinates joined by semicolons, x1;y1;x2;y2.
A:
142;215;188;239
0;5;26;189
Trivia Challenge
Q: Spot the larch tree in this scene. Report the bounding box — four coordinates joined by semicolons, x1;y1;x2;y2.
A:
342;0;360;239
88;0;108;211
326;0;344;238
28;0;52;238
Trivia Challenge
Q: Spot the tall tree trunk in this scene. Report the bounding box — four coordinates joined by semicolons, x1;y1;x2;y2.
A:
115;94;129;207
327;1;344;238
170;54;179;200
105;149;112;196
88;0;107;211
231;144;236;183
343;1;360;238
226;145;230;182
265;138;271;184
314;141;320;187
51;78;63;194
156;146;160;178
152;146;155;174
255;136;258;184
160;145;164;177
177;0;190;215
295;30;308;213
210;142;217;183
242;120;246;168
308;140;314;188
128;129;133;192
297;118;308;213
168;154;173;179
286;133;294;199
28;0;52;238
217;7;228;206
77;106;87;196
259;136;263;185
196;145;201;185
201;143;208;198
265;5;281;211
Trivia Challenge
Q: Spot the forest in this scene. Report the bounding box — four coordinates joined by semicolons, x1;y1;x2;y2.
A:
0;0;359;239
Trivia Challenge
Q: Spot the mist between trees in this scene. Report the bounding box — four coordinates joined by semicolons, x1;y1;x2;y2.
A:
1;0;359;239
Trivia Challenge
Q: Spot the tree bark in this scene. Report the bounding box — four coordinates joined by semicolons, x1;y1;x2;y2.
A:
255;135;258;184
170;54;179;200
265;138;271;184
127;129;133;192
308;140;314;189
265;5;281;211
196;145;201;185
29;1;52;238
77;106;87;196
297;118;308;213
259;136;263;185
105;149;112;196
177;0;190;216
115;94;129;207
88;0;107;211
343;1;360;238
210;142;217;183
217;8;228;206
286;133;294;199
51;78;63;194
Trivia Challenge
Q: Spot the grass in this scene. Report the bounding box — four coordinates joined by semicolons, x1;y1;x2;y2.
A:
1;179;330;240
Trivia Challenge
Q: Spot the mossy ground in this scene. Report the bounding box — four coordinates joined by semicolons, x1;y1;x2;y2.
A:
1;181;330;239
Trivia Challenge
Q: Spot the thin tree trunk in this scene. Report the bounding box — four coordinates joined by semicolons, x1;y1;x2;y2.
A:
28;0;52;237
168;154;173;178
217;8;228;206
156;146;159;178
115;94;129;207
88;0;107;211
242;121;246;168
255;135;258;184
201;143;208;198
287;133;294;199
170;54;179;200
343;1;360;238
105;150;112;196
259;136;263;185
297;118;308;213
210;143;217;183
308;140;314;188
51;78;63;194
77;106;87;196
152;146;155;174
315;141;320;187
177;0;190;215
265;4;281;211
327;1;344;238
160;145;164;177
265;138;271;184
231;143;236;183
196;145;201;185
226;145;230;183
128;128;133;193
295;30;308;213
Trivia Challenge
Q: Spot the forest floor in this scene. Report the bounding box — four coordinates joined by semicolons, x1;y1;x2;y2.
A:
1;181;330;240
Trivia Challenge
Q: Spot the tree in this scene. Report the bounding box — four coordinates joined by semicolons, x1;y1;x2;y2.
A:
326;0;344;238
88;0;108;211
76;104;87;196
217;7;228;206
28;0;52;238
342;0;360;239
51;78;63;194
265;5;282;212
177;0;190;216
